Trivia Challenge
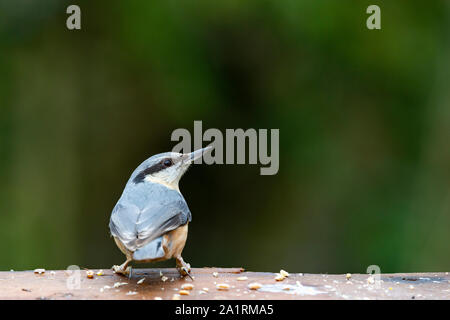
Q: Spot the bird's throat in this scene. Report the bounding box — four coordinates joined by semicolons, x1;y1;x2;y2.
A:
144;175;180;191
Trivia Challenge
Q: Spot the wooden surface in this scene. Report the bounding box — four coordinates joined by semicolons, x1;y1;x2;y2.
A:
0;268;449;300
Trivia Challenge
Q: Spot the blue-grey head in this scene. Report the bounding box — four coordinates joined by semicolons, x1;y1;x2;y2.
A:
128;146;213;191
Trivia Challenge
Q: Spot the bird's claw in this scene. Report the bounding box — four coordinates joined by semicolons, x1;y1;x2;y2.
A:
177;261;194;280
181;266;194;280
112;264;131;276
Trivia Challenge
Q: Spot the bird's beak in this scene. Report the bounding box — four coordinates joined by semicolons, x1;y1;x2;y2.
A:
184;146;213;164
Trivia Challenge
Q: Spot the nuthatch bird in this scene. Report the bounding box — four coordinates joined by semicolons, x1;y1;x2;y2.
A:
109;147;212;278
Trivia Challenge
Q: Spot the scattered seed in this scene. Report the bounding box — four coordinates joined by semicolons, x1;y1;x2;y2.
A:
203;287;209;292
213;272;219;277
237;276;248;281
126;291;137;295
181;283;194;290
34;269;45;275
161;276;168;282
216;283;230;290
50;271;56;276
96;270;104;276
172;294;181;300
113;282;128;288
275;273;286;281
367;276;375;284
248;282;262;290
280;270;289;278
86;270;94;279
22;288;31;292
346;273;352;280
154;297;163;300
179;290;190;295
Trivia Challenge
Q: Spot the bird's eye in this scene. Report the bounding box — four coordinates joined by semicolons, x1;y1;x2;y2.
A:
163;159;173;167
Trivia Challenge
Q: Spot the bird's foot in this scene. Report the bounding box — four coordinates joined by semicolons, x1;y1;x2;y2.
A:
176;257;194;280
112;264;131;276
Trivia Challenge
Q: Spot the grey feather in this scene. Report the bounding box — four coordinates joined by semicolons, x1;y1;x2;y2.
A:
109;180;191;252
132;236;166;261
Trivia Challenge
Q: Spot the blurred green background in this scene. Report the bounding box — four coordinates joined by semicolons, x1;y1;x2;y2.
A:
0;0;449;274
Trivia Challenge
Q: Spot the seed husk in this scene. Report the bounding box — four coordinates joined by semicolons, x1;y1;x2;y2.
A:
275;273;286;281
248;282;262;290
280;270;289;277
113;282;128;288
181;283;194;290
216;283;230;290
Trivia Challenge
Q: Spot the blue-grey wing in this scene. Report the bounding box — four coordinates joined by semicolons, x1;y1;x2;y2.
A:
109;197;191;252
109;202;141;251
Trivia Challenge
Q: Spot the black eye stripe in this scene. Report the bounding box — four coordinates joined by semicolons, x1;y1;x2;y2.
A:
133;158;173;183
